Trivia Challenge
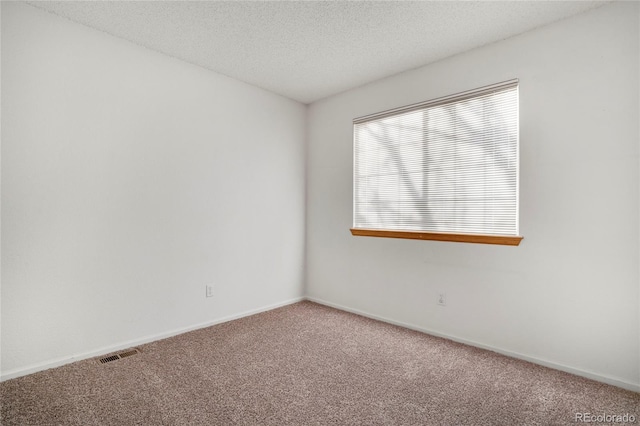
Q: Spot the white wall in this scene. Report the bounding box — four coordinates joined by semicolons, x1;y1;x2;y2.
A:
306;2;640;390
1;2;306;377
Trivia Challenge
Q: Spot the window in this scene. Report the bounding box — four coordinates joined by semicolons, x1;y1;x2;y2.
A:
351;80;522;246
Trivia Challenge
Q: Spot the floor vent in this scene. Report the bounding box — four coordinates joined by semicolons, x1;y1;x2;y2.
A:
118;349;139;358
97;348;141;365
99;355;120;364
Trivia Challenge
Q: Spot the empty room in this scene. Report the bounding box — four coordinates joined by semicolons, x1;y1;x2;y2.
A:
1;1;639;424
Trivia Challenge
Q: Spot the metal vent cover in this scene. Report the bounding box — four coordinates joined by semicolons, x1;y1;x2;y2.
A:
118;349;138;358
98;355;120;364
97;348;141;365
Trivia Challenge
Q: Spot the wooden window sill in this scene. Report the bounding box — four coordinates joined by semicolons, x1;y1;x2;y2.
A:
350;228;523;246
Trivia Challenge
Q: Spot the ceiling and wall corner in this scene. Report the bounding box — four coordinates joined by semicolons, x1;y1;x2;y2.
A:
26;0;609;104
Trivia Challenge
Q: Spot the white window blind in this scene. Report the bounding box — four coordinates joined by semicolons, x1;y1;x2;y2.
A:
353;80;519;236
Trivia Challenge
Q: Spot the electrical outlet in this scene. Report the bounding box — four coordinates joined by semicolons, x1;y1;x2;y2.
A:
437;293;446;306
206;285;213;298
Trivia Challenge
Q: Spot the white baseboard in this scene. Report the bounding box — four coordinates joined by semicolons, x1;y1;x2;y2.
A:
4;294;638;393
0;296;305;382
305;296;640;393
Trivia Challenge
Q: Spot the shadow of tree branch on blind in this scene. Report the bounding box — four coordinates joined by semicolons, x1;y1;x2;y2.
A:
355;87;517;235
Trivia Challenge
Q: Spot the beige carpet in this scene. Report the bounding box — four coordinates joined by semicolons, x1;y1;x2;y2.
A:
1;301;638;425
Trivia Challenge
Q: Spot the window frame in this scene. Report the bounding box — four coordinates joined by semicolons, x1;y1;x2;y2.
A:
351;80;523;246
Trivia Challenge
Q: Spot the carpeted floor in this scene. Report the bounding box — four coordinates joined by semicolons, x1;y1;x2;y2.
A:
1;301;638;425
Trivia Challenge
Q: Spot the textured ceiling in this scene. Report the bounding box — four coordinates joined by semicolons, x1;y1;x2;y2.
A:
27;1;608;104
